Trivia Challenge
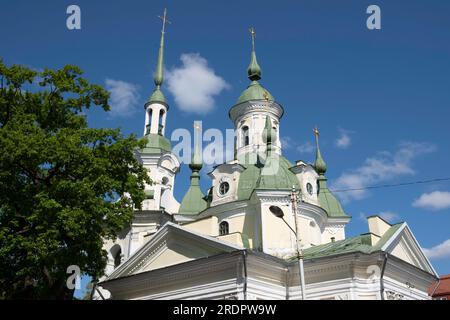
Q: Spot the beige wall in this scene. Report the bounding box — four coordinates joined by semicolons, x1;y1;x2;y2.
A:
183;216;219;236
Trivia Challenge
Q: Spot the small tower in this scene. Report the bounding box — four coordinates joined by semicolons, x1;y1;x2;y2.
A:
144;8;170;136
179;123;208;215
137;8;180;215
313;127;347;219
229;27;284;161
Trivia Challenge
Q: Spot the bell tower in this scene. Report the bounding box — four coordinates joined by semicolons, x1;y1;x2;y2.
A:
229;27;284;161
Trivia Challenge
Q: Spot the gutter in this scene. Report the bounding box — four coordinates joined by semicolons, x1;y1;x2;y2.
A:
380;253;388;300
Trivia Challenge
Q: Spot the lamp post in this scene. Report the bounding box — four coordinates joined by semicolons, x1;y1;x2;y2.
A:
269;186;307;300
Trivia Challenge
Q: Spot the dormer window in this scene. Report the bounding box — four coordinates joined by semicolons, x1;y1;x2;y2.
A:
219;181;230;196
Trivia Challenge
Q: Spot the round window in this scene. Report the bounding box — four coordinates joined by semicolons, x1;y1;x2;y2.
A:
306;183;313;195
219;182;230;196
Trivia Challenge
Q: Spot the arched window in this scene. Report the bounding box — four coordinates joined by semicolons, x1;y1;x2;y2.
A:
242;126;249;146
110;244;122;268
219;221;229;236
158;109;165;135
146;109;152;135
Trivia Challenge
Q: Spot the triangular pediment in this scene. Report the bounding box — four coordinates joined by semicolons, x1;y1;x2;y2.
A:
107;222;243;280
381;223;438;276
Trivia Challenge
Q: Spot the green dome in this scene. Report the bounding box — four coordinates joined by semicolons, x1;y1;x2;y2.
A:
236;154;299;200
148;87;166;104
141;134;172;153
237;81;274;104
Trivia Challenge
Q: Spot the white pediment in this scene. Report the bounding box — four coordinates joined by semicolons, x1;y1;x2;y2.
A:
107;222;243;280
381;223;438;276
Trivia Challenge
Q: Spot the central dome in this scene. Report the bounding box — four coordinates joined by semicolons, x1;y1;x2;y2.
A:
237;80;275;104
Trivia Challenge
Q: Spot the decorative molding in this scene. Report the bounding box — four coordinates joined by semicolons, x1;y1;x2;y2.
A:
229;101;284;123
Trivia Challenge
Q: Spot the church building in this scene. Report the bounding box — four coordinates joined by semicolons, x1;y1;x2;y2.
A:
95;12;438;300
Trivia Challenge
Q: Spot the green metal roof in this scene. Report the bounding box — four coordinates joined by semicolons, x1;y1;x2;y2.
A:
287;223;403;261
148;88;166;104
141;134;172;153
237;81;274;104
317;176;349;218
178;172;208;215
236;154;300;200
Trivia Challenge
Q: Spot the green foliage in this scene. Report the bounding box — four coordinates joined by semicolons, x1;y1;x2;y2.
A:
0;60;150;299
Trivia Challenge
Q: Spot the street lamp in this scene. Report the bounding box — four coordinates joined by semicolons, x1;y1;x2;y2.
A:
269;187;307;300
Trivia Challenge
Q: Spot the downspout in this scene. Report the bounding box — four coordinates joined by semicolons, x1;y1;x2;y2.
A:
242;250;248;300
380;253;388;300
285;267;290;300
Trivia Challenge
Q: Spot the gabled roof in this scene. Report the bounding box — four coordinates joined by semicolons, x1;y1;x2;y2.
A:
104;222;243;281
289;222;438;277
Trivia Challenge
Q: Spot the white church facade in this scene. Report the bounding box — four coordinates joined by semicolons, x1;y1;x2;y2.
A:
94;13;438;300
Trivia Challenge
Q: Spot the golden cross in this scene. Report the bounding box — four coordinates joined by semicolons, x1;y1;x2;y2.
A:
249;27;256;51
313;126;320;137
158;8;171;34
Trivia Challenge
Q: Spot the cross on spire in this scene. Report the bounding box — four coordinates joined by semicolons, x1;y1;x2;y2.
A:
249;27;256;51
313;126;320;146
158;8;171;34
313;126;320;138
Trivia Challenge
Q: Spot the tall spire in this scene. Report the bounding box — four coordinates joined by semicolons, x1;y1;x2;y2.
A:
149;8;170;104
179;122;207;215
247;27;262;81
313;127;327;175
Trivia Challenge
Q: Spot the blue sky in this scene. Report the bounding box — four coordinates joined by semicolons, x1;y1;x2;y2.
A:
2;0;450;292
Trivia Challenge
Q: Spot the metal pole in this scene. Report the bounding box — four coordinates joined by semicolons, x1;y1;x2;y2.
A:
291;186;306;300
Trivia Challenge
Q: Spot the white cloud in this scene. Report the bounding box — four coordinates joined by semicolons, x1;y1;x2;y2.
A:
331;142;436;203
166;53;230;114
280;136;294;150
105;79;140;117
412;191;450;211
423;239;450;260
296;141;315;154
335;128;352;149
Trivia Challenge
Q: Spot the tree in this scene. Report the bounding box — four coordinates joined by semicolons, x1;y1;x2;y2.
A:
0;61;150;299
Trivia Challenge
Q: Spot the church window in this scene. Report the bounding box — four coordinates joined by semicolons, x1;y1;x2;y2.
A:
306;183;313;195
219;182;230;195
242;126;249;146
158;109;165;135
162;177;169;185
219;221;229;236
110;244;122;268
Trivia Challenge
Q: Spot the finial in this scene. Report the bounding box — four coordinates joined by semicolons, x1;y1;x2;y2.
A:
152;9;170;90
249;27;256;52
313;126;327;175
247;26;262;81
158;8;171;34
